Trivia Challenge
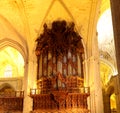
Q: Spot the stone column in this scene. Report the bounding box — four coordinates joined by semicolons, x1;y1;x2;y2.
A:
103;93;111;113
23;60;37;113
110;1;120;113
114;75;120;113
110;0;120;74
86;56;104;113
85;32;104;113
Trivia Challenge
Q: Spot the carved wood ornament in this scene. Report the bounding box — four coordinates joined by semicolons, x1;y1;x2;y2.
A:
32;20;90;113
35;20;84;78
35;20;84;56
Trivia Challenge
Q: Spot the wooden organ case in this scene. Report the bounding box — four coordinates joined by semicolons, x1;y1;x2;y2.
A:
30;20;90;113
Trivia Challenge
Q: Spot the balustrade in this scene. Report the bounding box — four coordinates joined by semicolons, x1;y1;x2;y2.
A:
0;91;24;112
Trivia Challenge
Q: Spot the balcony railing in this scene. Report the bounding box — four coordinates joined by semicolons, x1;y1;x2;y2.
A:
0;91;24;98
0;91;24;112
30;87;90;95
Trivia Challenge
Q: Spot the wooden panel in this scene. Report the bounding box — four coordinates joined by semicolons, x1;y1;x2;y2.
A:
0;91;24;112
31;92;89;111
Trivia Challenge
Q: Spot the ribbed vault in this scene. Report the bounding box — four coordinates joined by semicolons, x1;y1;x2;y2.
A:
0;0;115;84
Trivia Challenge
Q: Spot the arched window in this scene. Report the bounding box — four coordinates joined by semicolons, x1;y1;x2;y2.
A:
110;93;117;112
4;65;12;77
0;46;24;78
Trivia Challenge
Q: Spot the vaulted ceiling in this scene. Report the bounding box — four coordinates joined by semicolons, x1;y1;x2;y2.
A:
0;0;105;47
0;0;116;81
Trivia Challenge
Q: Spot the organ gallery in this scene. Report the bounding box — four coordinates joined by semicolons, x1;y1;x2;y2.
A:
0;0;120;113
30;20;90;113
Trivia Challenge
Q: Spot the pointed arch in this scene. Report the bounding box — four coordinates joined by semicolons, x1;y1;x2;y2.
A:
0;38;27;63
0;14;28;62
0;83;15;91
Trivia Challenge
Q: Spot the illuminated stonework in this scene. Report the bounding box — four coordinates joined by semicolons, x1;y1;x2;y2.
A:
0;46;24;78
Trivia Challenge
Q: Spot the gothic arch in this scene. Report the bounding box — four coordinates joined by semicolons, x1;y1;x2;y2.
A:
104;82;116;113
107;85;114;96
0;14;29;62
0;38;27;62
0;83;15;91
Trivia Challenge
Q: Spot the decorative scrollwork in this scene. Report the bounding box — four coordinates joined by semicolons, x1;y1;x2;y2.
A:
35;20;84;57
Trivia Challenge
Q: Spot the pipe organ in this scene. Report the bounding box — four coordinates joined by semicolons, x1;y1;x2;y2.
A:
30;20;90;113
